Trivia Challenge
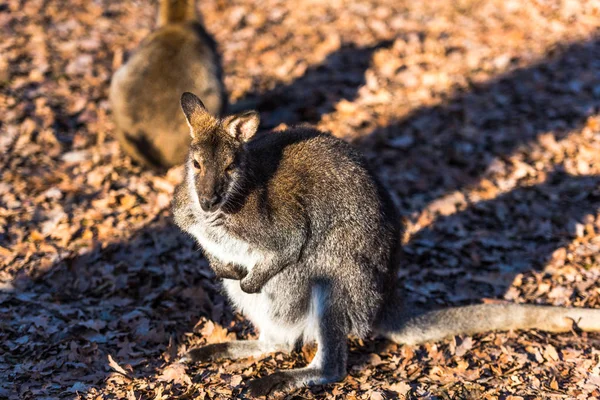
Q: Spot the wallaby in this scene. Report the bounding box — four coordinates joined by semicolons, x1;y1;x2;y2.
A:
172;92;600;396
109;0;226;170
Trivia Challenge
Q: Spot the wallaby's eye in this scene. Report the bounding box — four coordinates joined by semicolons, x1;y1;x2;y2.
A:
225;163;235;174
192;159;202;170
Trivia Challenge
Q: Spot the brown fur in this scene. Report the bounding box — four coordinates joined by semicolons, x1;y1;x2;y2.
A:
109;0;225;170
157;0;197;27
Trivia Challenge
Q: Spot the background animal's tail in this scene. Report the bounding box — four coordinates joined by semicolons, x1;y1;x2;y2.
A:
375;300;600;346
157;0;197;27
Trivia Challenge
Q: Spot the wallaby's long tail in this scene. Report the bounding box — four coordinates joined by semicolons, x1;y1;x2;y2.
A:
375;303;600;346
157;0;197;27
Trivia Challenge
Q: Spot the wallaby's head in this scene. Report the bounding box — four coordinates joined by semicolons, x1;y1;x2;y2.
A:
180;92;260;213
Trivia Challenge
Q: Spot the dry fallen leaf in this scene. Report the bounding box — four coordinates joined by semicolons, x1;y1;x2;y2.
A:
455;337;473;357
543;345;560;362
158;363;192;386
199;320;233;344
389;381;411;396
107;355;131;378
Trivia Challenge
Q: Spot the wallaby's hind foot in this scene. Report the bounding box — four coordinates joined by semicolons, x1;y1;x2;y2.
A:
248;367;346;397
116;130;165;170
179;340;291;364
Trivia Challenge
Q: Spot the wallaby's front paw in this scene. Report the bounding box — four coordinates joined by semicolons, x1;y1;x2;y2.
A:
247;372;296;397
240;276;263;294
215;264;247;280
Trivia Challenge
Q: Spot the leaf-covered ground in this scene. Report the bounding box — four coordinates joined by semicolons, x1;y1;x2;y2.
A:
2;0;600;398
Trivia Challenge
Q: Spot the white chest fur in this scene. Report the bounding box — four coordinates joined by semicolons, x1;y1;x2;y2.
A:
189;222;262;271
222;279;315;346
189;217;320;346
189;224;307;344
185;165;262;271
184;169;311;345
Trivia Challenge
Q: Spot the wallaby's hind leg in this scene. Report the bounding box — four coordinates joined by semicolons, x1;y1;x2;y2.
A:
247;285;349;397
179;339;292;363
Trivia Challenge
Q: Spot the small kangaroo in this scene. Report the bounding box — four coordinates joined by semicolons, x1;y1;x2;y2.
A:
172;92;600;396
109;0;226;170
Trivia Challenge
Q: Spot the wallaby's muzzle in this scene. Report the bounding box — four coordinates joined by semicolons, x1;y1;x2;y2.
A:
199;194;222;212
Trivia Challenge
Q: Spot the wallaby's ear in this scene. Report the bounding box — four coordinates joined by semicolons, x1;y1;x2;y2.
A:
225;111;260;142
180;92;212;138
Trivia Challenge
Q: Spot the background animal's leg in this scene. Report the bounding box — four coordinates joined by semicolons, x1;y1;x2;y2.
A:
180;339;292;363
118;130;165;170
247;284;349;396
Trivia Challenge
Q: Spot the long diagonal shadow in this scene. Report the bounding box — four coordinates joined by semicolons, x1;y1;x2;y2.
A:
399;172;600;313
231;39;395;129
361;38;600;215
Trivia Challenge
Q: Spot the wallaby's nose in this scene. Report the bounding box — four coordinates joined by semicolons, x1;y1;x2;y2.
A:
200;195;221;212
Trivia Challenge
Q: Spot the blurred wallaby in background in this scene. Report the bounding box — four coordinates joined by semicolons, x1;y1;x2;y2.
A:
110;0;226;170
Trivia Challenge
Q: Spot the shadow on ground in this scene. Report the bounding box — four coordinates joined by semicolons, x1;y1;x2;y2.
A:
360;38;600;214
232;40;395;128
400;171;600;310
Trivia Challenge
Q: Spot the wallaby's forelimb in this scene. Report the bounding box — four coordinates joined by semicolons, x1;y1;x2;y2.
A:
234;215;308;294
240;257;289;293
205;254;247;280
376;303;600;346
